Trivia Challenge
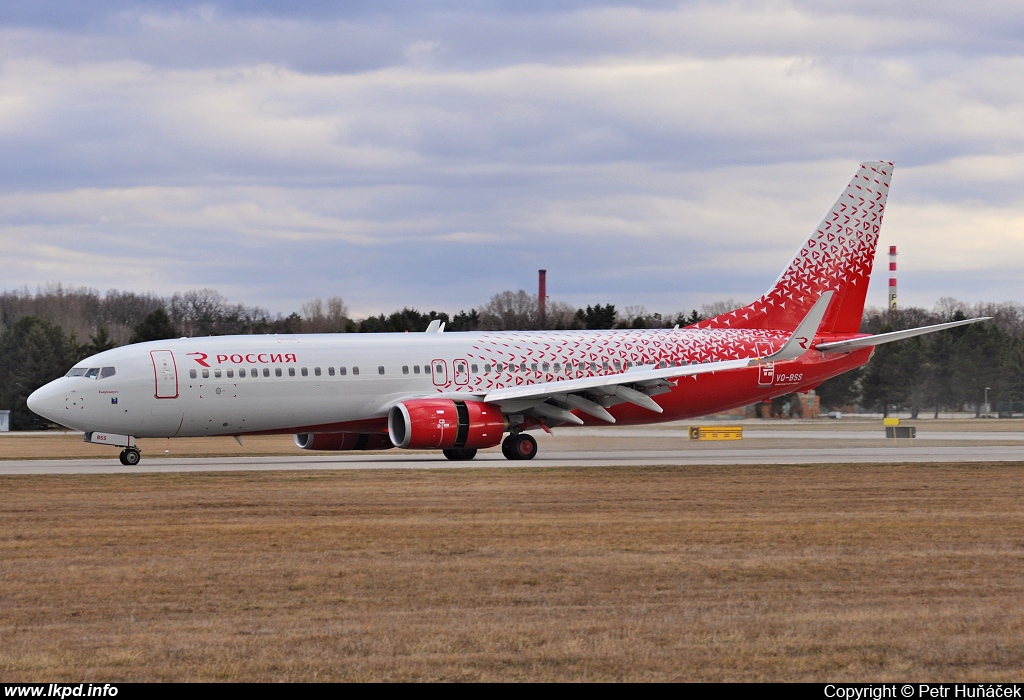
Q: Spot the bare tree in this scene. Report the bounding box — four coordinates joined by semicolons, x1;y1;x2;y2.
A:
700;299;741;318
478;290;539;330
302;296;350;333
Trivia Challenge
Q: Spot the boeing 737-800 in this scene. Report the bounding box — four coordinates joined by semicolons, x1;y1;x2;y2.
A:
27;162;986;465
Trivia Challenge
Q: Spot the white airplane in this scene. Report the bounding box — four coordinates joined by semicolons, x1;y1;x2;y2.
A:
28;162;986;465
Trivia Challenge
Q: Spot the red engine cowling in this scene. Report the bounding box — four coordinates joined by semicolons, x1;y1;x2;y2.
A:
388;399;506;450
294;432;394;451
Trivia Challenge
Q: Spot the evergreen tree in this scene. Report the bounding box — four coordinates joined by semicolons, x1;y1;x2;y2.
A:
449;309;481;332
0;317;79;429
130;308;179;343
83;325;118;355
574;304;617;329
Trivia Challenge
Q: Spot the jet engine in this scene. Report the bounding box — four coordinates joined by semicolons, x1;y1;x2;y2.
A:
388;399;506;450
293;432;394;451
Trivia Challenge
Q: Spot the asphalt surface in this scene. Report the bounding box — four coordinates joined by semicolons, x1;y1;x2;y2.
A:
2;444;1024;475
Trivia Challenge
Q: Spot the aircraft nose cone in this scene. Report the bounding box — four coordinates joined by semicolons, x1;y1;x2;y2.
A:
27;381;62;423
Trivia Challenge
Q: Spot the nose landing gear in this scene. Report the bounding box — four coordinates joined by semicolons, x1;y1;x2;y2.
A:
118;448;141;466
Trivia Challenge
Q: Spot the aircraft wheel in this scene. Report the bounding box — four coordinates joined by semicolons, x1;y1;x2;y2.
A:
442;448;478;461
122;448;141;466
118;450;129;465
504;433;537;460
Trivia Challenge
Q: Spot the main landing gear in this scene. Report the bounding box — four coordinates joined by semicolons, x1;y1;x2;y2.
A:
442;448;478;461
501;433;537;460
119;448;141;466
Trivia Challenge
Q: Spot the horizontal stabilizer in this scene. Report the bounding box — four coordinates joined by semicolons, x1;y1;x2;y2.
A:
762;291;833;362
815;317;991;352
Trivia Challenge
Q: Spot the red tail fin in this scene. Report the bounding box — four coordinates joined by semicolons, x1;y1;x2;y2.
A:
696;161;894;333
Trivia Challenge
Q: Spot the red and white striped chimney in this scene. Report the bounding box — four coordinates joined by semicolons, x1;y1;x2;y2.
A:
888;245;897;311
538;269;547;328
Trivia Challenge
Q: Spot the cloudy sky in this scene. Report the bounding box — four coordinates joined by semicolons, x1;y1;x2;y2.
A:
1;1;1022;318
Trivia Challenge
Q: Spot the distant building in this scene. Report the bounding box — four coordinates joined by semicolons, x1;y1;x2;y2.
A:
708;391;820;420
0;410;9;432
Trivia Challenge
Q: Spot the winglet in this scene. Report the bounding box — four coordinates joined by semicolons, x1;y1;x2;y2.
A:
759;290;834;363
424;320;445;333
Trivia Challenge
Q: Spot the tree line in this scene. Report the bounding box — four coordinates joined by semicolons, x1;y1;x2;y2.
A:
1;285;1020;428
815;300;1024;418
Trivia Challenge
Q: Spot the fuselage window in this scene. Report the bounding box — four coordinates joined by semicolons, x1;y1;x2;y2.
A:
484;364;491;374
496;363;504;372
590;362;597;372
275;368;282;377
378;366;385;375
520;362;527;372
100;367;116;378
471;364;478;373
602;362;610;371
66;367;88;377
239;368;246;378
202;369;210;379
315;367;321;376
214;369;222;378
423;365;430;374
263;368;270;377
328;367;335;376
613;360;621;371
553;363;560;372
288;367;296;377
435;364;443;374
250;366;257;376
339;367;347;375
301;367;308;377
402;366;409;374
531;363;538;372
353;366;360;375
226;369;234;378
413;365;420;374
189;369;197;379
85;368;100;379
541;362;549;372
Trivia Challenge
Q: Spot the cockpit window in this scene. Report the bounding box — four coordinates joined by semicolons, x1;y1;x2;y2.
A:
84;368;100;379
100;367;116;379
66;367;88;377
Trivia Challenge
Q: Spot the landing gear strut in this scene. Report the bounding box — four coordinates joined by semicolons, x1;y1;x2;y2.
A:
119;448;141;466
501;433;537;460
442;448;478;461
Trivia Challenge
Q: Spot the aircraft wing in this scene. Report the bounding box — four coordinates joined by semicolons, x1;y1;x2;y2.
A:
481;292;835;424
815;316;990;353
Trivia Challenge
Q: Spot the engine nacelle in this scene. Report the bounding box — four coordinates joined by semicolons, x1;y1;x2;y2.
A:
388;399;506;450
294;432;394;451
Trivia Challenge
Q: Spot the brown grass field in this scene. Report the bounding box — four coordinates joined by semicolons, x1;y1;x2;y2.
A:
1;463;1023;681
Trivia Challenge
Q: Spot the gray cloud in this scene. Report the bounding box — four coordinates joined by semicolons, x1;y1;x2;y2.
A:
1;1;1023;317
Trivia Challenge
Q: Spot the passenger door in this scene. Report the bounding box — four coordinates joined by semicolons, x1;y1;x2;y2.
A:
151;350;179;398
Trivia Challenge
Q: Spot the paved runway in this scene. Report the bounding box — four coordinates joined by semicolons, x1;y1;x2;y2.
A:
2;444;1023;475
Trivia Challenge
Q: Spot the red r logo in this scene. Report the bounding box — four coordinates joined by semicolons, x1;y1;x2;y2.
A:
797;337;809;350
188;352;210;367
